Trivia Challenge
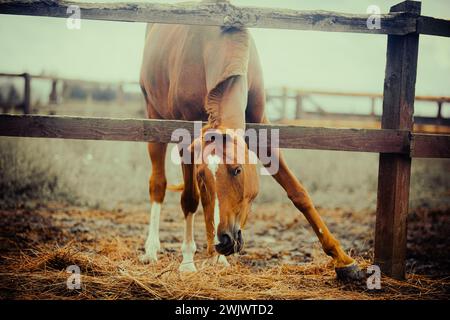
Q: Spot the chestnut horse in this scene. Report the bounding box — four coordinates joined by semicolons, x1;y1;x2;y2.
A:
139;20;362;279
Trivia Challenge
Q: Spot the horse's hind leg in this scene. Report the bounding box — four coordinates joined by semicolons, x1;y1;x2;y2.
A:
140;142;167;264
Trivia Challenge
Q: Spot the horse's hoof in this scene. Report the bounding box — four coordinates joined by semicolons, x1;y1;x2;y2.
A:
139;253;158;264
201;255;230;268
217;255;230;267
179;262;197;273
335;262;365;282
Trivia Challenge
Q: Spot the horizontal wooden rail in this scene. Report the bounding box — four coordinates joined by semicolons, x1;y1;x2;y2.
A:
418;16;450;38
281;113;450;128
0;0;418;35
0;72;28;78
0;113;447;158
411;134;450;158
0;72;139;87
1;114;447;157
267;90;450;103
2;72;448;104
0;114;411;154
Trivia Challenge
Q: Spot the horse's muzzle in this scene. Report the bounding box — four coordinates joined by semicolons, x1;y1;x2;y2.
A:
215;230;243;256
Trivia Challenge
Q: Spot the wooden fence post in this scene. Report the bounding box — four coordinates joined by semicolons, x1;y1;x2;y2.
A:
437;101;443;125
23;73;31;114
117;83;125;106
295;92;303;119
281;86;288;120
370;97;376;116
49;79;58;104
374;1;421;279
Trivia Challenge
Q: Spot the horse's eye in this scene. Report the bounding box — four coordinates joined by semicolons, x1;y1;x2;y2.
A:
232;166;242;177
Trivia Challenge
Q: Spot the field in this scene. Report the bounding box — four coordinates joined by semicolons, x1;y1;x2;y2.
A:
0;100;449;299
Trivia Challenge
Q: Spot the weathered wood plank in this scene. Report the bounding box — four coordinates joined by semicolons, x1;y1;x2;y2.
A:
3;114;448;157
0;114;410;154
411;133;450;158
0;114;180;143
0;0;417;35
375;0;421;280
0;72;27;78
418;16;450;38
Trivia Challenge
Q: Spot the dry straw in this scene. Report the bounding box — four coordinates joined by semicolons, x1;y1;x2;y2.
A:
1;240;448;300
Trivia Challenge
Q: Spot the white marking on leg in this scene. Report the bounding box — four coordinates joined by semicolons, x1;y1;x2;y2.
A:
217;255;230;267
201;254;230;268
179;213;197;272
140;202;161;264
207;154;221;245
213;193;220;245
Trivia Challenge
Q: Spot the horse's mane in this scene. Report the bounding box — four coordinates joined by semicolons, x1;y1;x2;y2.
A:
204;28;250;128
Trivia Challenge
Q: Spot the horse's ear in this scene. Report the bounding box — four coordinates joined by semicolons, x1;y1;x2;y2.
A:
188;128;246;164
187;136;202;154
186;136;203;164
187;129;222;155
203;129;229;144
187;130;223;164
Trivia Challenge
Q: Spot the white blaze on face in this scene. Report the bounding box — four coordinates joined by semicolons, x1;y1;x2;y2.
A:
207;154;221;245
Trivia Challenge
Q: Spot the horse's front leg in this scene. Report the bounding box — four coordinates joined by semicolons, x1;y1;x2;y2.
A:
178;162;199;272
257;126;363;280
140;142;167;264
199;181;230;268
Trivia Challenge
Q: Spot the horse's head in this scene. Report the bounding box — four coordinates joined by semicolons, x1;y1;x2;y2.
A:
191;127;259;256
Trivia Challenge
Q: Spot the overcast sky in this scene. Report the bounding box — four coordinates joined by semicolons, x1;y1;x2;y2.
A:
0;0;449;115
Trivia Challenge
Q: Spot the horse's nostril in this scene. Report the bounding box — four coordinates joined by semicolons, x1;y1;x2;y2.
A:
219;233;232;247
236;229;243;244
215;233;235;255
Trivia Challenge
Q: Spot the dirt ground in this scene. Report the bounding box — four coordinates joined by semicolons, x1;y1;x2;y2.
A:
0;201;448;300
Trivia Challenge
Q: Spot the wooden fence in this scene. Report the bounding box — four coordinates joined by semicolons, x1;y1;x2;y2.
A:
0;72;140;111
0;0;450;279
267;87;450;127
0;73;450;133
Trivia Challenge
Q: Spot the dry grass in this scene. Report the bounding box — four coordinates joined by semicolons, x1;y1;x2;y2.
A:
1;237;448;300
0;201;448;300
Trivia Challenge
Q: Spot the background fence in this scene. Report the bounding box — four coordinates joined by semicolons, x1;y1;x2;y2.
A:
1;73;449;133
0;0;449;279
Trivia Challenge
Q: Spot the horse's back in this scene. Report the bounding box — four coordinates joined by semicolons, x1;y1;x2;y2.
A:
140;23;265;122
